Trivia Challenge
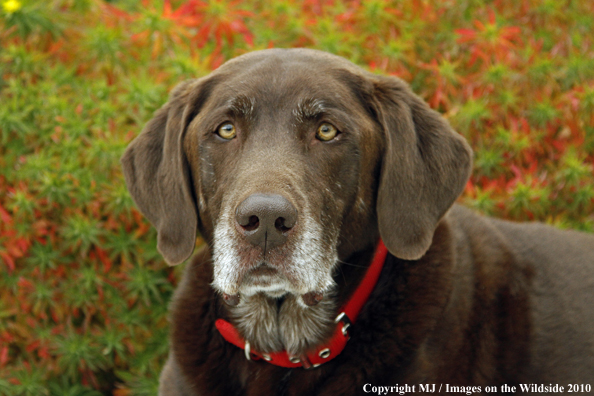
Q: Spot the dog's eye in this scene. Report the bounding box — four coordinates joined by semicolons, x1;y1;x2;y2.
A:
217;122;236;140
316;123;338;141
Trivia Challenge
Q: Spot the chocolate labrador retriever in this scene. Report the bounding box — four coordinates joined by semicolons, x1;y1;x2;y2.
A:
121;49;594;395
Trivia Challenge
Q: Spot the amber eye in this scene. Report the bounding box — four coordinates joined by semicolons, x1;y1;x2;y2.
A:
217;122;236;140
316;123;338;141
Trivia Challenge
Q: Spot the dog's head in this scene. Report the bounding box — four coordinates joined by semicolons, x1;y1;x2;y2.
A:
121;49;472;304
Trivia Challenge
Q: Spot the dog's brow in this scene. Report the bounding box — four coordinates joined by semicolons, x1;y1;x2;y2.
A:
292;98;326;123
227;95;255;119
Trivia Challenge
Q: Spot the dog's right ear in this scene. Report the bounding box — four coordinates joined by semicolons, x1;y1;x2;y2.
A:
121;78;213;265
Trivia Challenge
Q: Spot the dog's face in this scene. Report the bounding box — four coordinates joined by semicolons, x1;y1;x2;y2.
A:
122;48;472;305
183;52;382;302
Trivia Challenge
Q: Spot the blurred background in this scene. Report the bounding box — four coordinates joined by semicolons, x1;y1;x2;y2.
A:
1;0;593;394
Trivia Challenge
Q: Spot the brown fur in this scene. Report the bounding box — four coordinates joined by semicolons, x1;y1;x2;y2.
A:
122;49;594;395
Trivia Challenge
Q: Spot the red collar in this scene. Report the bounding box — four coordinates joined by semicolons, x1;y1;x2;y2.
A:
215;239;388;369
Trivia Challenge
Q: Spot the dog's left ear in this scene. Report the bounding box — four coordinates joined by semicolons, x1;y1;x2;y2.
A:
371;75;472;260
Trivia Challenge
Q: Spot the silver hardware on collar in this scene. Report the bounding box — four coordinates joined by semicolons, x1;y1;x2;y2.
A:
335;312;347;323
289;356;301;364
341;323;351;336
335;312;352;338
244;341;252;361
319;348;331;359
262;354;272;361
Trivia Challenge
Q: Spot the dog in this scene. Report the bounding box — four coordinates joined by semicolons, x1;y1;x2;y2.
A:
121;48;594;395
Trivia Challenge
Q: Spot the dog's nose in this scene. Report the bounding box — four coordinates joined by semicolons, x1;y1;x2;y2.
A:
235;194;297;251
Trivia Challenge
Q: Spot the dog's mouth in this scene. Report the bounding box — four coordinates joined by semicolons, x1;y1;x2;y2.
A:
237;262;294;298
242;262;283;286
219;259;331;307
247;263;278;278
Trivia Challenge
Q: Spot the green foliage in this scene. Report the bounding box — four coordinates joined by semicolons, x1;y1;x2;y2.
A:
1;0;593;394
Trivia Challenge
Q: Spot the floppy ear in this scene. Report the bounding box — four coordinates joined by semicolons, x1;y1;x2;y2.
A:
372;75;472;260
121;78;211;265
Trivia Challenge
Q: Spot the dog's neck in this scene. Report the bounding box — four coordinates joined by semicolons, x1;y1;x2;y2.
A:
226;246;376;356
